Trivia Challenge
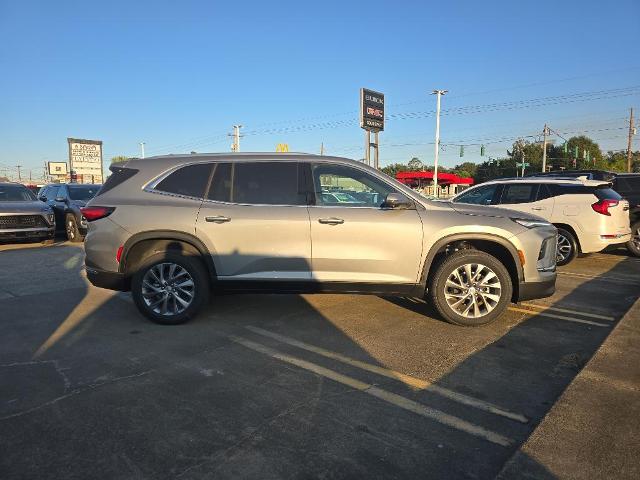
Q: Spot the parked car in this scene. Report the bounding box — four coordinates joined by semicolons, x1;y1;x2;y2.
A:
83;154;557;327
528;171;640;257
37;183;102;242
611;174;640;257
0;182;55;243
451;177;631;265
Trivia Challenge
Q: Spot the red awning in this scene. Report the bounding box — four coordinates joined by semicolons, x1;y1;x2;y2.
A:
395;171;474;185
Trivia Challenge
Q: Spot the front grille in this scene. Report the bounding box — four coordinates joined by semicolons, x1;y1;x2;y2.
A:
0;215;47;229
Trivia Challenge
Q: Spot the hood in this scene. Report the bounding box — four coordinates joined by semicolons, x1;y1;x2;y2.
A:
447;202;546;222
0;200;52;214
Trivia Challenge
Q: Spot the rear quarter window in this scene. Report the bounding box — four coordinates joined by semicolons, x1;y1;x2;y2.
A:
594;187;622;201
154;163;213;199
97;167;139;197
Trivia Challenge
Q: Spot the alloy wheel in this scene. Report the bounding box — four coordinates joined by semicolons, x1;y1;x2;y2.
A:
141;262;195;316
556;233;572;263
66;219;76;240
632;226;640;250
443;263;502;319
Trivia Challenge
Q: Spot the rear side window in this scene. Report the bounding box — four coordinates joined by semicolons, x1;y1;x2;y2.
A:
232;162;306;205
594;187;622;201
155;163;213;199
97;166;139;197
499;184;537;204
536;184;553;201
207;163;232;202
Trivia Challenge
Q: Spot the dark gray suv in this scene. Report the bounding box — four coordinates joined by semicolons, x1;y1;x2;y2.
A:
0;182;55;243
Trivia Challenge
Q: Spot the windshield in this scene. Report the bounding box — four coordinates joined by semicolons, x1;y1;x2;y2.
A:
0;184;37;202
68;185;101;201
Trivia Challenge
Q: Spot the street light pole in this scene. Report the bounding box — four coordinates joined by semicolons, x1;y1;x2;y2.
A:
140;142;146;159
541;124;549;172
431;89;447;196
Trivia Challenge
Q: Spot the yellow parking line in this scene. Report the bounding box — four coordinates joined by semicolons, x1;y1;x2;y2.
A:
508;306;610;327
229;334;513;447
245;326;528;424
519;302;615;321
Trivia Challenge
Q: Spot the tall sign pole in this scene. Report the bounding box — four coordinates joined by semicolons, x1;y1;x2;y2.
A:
360;88;384;168
431;89;447;194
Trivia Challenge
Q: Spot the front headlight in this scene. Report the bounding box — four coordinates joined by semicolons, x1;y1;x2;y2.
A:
512;218;552;229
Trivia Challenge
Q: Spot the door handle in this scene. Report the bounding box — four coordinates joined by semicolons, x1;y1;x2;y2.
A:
531;206;545;211
318;217;344;225
205;215;231;223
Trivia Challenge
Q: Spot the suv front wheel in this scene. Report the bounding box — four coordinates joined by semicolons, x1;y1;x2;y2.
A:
429;250;513;326
131;252;210;325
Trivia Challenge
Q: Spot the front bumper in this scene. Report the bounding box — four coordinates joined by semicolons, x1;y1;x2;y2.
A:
0;227;55;241
517;277;556;302
85;266;129;291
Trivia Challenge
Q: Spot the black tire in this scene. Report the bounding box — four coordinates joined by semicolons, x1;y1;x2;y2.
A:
626;221;640;258
556;227;578;266
131;252;210;325
65;214;83;243
429;250;513;327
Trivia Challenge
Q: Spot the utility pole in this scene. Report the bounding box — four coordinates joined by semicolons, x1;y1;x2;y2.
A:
16;165;22;182
229;125;243;152
541;124;549;172
140;142;146;159
320;142;324;155
627;108;635;173
431;89;448;196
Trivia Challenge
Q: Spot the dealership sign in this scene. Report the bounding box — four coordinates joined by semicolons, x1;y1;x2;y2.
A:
48;161;68;176
67;138;103;183
360;88;385;131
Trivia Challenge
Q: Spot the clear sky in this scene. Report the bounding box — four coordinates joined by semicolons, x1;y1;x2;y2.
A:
1;0;639;181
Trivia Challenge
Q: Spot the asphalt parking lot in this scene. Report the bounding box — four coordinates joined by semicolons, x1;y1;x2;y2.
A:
1;241;639;479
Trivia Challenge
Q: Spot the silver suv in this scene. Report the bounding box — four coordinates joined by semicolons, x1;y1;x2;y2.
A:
83;154;557;326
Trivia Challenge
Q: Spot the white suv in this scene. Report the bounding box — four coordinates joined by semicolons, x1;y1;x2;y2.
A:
451;177;631;265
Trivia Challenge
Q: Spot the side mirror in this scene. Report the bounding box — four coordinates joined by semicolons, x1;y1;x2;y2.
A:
382;192;414;210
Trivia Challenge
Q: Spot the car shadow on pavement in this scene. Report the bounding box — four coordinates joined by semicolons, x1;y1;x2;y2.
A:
2;246;638;479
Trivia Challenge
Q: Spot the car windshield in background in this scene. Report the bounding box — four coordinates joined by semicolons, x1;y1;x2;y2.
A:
68;185;101;201
0;185;37;202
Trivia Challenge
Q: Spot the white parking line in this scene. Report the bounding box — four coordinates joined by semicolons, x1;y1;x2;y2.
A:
245;326;528;423
508;306;610;327
518;302;615;321
229;334;514;447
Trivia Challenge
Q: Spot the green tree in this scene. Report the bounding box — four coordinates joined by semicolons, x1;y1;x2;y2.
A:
111;155;129;164
380;162;409;178
452;161;477;178
407;157;424;171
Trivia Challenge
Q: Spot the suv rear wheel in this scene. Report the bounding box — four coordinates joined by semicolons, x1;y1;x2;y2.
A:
627;221;640;258
131;252;210;325
429;250;513;326
65;214;82;243
556;228;578;266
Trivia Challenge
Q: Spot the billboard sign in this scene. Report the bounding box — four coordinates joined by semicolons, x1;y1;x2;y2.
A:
48;162;68;175
360;88;385;131
67;138;103;184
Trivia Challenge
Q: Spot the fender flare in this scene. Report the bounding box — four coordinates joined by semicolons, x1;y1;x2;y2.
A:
119;230;216;280
418;233;524;289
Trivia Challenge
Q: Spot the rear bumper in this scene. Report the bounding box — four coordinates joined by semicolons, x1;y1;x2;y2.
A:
518;277;556;302
580;232;632;253
85;266;129;291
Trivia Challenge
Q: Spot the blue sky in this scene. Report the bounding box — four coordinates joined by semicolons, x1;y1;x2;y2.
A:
1;0;638;180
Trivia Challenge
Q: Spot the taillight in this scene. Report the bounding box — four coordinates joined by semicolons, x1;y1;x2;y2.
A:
80;206;115;222
116;245;124;263
591;199;618;216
